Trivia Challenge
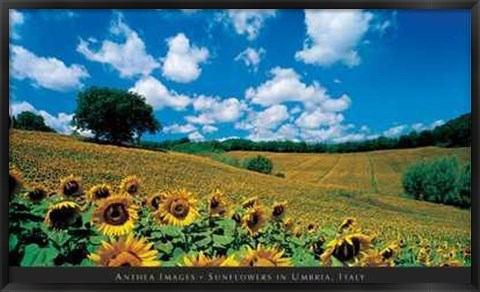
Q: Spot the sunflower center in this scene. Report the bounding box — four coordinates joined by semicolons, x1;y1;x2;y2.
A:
247;213;259;228
50;207;78;229
210;198;219;209
64;181;80;196
170;199;190;219
127;184;138;194
28;189;46;202
104;203;129;226
151;196;161;209
95;188;110;199
273;206;284;217
108;252;142;267
9;174;18;195
333;238;361;262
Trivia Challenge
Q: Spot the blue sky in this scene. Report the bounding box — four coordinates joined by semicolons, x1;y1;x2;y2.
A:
9;9;471;142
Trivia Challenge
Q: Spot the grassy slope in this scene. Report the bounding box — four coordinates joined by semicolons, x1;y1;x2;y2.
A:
229;147;471;195
10;130;470;246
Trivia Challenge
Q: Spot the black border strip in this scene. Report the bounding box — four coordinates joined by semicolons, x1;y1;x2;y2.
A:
1;1;479;291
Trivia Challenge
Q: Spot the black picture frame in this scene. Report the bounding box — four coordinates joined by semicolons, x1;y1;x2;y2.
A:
1;1;479;291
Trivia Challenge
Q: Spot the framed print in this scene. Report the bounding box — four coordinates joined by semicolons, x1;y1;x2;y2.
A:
1;0;479;291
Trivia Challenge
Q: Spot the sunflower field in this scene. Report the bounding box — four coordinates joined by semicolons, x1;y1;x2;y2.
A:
8;130;471;267
8;170;469;268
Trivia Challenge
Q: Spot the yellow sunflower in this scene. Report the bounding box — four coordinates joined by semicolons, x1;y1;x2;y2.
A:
358;251;394;267
307;223;317;234
271;201;287;220
338;217;359;232
239;245;292;267
146;193;165;211
241;196;258;209
59;175;84;198
208;189;228;217
242;206;267;235
119;176;141;196
88;235;160;267
45;201;82;230
88;184;112;202
154;189;199;226
231;211;243;225
321;233;373;264
380;243;400;261
283;217;294;231
181;251;239;267
9;169;23;196
26;186;48;203
92;194;139;237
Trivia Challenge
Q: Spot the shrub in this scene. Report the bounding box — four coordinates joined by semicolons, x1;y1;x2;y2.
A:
457;163;471;209
402;161;429;200
275;172;286;178
402;156;470;208
243;155;273;175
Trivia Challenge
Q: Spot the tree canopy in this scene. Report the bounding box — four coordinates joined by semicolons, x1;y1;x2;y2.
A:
73;87;161;145
12;111;54;133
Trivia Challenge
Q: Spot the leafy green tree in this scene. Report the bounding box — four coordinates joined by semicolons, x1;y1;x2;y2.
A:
243;155;273;175
423;157;460;204
403;156;470;208
73;87;161;145
403;161;429;200
13;111;54;132
457;163;471;209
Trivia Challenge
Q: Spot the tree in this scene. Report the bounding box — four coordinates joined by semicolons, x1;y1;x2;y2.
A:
73;87;161;145
243;155;274;175
14;111;54;132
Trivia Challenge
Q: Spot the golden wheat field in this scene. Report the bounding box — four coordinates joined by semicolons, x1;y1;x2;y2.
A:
9;130;471;267
228;147;471;195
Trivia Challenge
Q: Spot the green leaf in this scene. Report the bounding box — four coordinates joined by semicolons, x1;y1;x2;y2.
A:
195;236;212;248
216;219;236;231
213;234;235;247
89;235;104;245
80;258;95;267
161;226;182;237
331;256;345;267
155;242;174;254
172;247;185;261
9;234;19;252
48;232;71;248
20;244;59;266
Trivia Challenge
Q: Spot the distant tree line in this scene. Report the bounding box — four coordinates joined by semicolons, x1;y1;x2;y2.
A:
141;113;470;154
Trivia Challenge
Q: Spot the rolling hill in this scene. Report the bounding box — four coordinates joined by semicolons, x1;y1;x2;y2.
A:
9;130;471;249
228;147;471;196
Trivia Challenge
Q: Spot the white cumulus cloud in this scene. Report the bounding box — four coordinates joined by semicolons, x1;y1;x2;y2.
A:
187;95;247;125
245;67;350;110
162;33;209;83
226;10;276;40
129;76;191;111
295;10;373;67
10;9;25;40
77;12;159;78
235;47;265;72
295;111;344;130
202;125;218;133
163;123;197;134
10;45;89;91
188;131;205;141
383;125;407;137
